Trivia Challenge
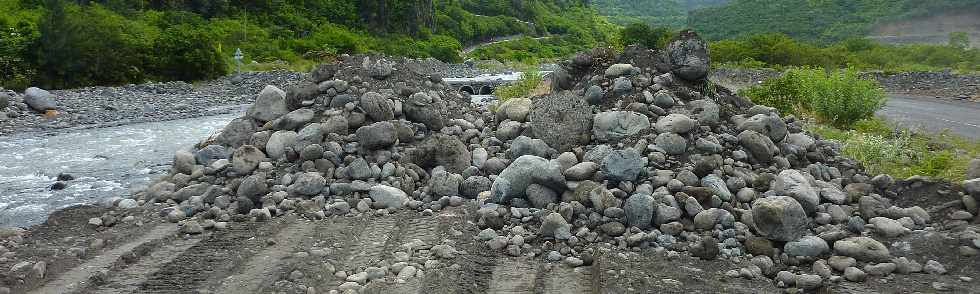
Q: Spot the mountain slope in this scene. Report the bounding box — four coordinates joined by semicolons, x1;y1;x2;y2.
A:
591;0;728;27
689;0;980;42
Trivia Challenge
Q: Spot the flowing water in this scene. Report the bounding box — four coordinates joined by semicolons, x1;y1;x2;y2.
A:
0;112;241;227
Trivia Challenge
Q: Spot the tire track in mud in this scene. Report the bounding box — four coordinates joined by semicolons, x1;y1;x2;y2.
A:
345;217;399;270
486;258;538;294
27;224;179;294
83;237;202;294
362;213;444;294
538;264;595;293
135;221;267;293
211;220;317;293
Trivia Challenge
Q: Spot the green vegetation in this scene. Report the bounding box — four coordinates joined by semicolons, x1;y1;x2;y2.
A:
742;66;978;181
494;71;544;101
690;0;980;42
1;0;610;90
620;23;673;49
465;7;618;64
740;67;886;128
591;0;728;28
808;118;980;182
711;33;980;73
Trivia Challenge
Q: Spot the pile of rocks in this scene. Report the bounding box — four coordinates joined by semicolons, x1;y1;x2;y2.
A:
122;31;974;292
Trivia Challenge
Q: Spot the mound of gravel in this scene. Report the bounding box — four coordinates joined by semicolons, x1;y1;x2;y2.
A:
116;33;975;292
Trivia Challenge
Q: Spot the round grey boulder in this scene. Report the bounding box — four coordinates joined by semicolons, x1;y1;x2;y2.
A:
751;196;809;242
666;30;710;81
601;148;646;182
359;92;394;122
247;85;288;122
356;121;397;150
530;93;594;151
592;111;650;142
290;172;326;196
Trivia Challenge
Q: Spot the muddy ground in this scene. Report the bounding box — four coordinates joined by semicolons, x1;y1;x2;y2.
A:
1;182;977;293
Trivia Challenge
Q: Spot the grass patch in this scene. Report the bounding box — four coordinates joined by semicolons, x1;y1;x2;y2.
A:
241;59;320;73
807;117;980;182
494;71;544;101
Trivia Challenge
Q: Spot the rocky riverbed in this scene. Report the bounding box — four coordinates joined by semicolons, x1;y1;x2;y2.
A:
1;39;980;294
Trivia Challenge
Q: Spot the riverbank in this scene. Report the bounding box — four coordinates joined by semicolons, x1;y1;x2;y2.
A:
0;71;302;136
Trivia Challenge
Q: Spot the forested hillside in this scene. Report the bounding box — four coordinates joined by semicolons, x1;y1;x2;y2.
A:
591;0;727;27
689;0;980;42
0;0;612;89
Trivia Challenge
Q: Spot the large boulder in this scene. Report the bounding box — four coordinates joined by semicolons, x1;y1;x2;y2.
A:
359;92;394;122
688;99;720;126
231;145;265;174
654;132;687;155
665;30;710;81
490;155;565;203
601;149;646;182
496;98;532;123
369;185;408;209
173;150;195;174
218;117;258;148
290;172;326;196
592;111;650;142
773;170;820;215
23;87;57;112
270;108;315;131
356;121;397;150
429;169;463;197
624;193;655;229
403;92;446;130
530;93;594;151
402;134;471;173
655;114;697;134
834;237;891;262
738;130;777;164
739;114;787;143
247;85;289;122
266;131;298;160
508;136;553;159
752;196;809;242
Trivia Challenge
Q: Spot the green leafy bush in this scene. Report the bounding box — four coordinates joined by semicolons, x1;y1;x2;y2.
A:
620;23;672;49
741;68;886;128
495;71;543;101
737;69;808;114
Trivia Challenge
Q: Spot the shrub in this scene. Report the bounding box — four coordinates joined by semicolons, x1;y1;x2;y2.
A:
495;71;543;101
741;68;886;128
620;22;672;49
801;68;887;128
737;69;808;114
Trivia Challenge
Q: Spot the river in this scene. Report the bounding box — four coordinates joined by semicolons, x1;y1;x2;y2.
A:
0;112;240;227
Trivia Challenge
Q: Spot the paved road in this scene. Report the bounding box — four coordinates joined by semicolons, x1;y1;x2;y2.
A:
878;94;980;140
